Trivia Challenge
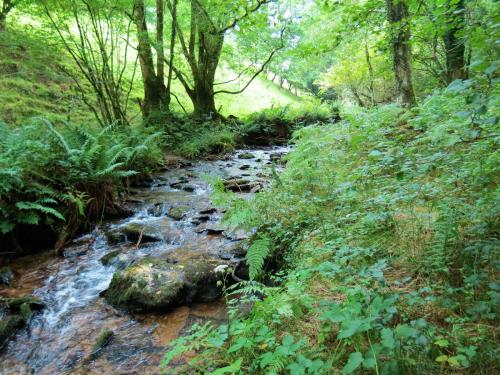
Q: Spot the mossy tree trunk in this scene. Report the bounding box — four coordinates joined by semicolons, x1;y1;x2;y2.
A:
385;0;416;108
133;0;170;121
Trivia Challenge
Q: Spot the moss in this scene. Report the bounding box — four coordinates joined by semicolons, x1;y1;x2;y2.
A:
19;303;33;322
0;296;45;313
0;315;24;348
91;329;114;355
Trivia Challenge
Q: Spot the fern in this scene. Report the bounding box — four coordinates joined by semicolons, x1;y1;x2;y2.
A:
246;235;273;280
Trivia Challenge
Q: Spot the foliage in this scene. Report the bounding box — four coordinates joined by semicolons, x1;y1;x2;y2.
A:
0;118;162;238
167;119;237;158
163;74;499;373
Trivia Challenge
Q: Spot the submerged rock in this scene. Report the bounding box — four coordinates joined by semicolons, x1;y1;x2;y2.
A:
0;266;14;286
238;152;255;159
100;249;132;270
0;315;24;349
91;329;114;358
0;296;45;349
104;254;231;312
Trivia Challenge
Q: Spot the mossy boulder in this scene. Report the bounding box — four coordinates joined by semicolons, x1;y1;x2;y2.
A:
105;222;163;244
238;152;255;159
104;255;230;312
167;205;190;221
0;296;45;349
0;296;45;312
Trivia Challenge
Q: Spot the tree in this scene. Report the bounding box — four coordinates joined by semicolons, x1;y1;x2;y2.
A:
385;0;416;107
0;0;18;31
132;0;170;120
45;0;135;126
165;0;280;119
443;0;467;82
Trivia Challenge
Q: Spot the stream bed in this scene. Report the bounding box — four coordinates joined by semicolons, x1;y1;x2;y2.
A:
0;146;287;375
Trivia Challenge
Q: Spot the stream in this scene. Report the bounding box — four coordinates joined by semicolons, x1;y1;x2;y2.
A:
0;146;287;375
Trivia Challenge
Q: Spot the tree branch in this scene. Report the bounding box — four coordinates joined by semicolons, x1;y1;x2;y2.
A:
214;27;285;95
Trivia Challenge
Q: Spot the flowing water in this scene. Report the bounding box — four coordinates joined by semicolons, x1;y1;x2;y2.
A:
0;147;287;375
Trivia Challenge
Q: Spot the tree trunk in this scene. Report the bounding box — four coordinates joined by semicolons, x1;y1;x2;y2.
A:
444;0;467;83
191;79;217;118
191;31;223;119
385;0;416;108
133;0;168;119
364;40;376;106
0;13;6;32
0;0;15;32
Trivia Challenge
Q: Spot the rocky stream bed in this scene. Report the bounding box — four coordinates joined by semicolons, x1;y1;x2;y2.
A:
0;146;287;374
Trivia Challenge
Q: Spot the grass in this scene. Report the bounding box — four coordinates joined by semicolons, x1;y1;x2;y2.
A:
0;25;305;125
0;27;92;125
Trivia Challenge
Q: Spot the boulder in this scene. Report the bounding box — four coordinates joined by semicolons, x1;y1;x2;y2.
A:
222;178;257;192
104;254;231;312
219;241;249;260
106;222;163;244
167;205;190;221
0;296;45;349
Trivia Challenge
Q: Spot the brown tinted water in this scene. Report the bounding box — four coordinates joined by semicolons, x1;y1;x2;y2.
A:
0;147;287;375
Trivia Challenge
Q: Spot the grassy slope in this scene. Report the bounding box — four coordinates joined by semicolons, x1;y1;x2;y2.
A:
0;27;303;125
0;28;92;125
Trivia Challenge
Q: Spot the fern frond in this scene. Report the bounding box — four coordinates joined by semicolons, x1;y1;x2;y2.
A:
246;235;273;280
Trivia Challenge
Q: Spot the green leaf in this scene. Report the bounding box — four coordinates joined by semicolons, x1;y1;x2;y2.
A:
363;356;377;369
436;355;448;363
342;352;363;374
395;324;418;339
207;359;242;375
338;319;362;339
381;328;395;349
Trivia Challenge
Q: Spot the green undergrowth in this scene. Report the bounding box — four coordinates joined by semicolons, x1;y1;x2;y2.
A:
162;74;499;374
169;104;338;158
238;103;338;146
166;118;238;159
0;119;163;249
